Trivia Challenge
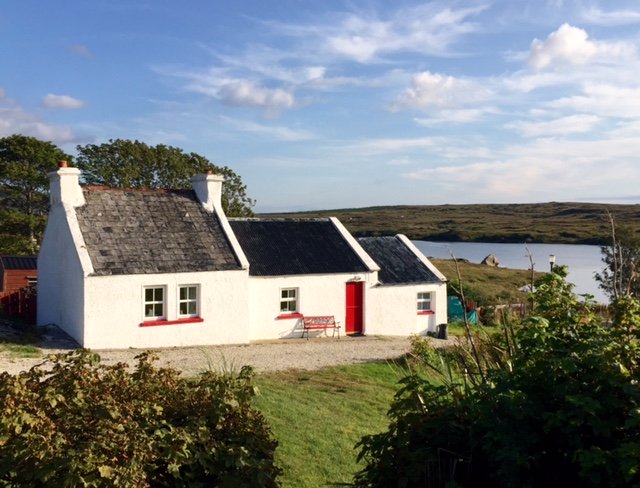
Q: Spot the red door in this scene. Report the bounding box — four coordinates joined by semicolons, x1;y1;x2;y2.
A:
345;282;364;335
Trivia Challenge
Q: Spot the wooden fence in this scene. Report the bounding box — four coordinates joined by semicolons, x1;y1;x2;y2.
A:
0;286;37;324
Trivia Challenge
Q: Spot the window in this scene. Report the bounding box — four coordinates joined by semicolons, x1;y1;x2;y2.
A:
179;285;199;317
417;292;432;312
280;288;298;313
144;286;166;320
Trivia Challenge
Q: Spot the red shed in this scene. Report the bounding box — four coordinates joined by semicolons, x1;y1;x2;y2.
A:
0;256;37;298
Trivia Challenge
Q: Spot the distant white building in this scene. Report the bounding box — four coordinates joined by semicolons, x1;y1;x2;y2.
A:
38;163;447;349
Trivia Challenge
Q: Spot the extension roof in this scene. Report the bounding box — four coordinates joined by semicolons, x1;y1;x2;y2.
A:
229;218;370;276
0;256;38;270
75;188;242;276
357;236;443;285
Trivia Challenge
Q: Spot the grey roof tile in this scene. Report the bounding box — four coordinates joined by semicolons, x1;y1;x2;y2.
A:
76;188;242;276
357;236;443;285
229;218;369;276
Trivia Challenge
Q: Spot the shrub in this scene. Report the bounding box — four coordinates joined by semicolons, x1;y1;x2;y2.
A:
0;350;280;487
355;267;640;487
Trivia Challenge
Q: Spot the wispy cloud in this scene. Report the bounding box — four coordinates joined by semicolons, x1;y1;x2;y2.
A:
506;114;601;137
0;89;78;142
42;94;87;109
581;6;640;26
219;115;315;141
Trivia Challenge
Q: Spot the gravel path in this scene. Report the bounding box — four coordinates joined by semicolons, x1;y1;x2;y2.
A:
0;323;449;376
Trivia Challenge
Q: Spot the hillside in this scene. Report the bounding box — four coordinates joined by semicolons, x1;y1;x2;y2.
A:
261;202;640;245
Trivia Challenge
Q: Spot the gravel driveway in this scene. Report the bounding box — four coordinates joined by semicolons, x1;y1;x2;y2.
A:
0;323;436;376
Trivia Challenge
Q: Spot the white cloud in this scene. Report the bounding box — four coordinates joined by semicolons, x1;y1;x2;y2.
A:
346;136;438;155
414;107;496;126
0;89;77;142
391;71;491;111
184;70;295;117
528;23;634;70
404;135;640;202
506;114;601;137
42;94;86;109
581;7;640;26
218;115;314;141
325;4;486;62
548;83;640;119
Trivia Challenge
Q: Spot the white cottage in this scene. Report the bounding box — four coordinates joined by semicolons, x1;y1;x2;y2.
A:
38;163;447;349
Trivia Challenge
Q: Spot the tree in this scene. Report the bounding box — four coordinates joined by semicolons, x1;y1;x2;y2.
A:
595;214;640;301
0;135;72;254
75;139;255;216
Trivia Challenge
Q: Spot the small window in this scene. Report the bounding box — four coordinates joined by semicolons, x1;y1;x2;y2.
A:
417;292;432;312
179;285;199;317
280;288;298;313
144;286;166;320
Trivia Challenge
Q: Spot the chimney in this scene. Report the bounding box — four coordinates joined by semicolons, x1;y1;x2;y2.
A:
48;160;85;207
191;172;224;212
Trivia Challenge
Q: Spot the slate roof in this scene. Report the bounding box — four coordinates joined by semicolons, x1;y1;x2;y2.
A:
229;218;370;276
0;256;37;270
357;236;443;285
75;188;242;276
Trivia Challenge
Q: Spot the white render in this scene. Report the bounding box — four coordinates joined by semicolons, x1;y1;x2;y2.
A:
366;282;447;336
38;166;448;349
82;270;249;349
247;272;377;340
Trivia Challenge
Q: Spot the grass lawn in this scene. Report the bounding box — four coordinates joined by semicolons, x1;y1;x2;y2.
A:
254;360;411;487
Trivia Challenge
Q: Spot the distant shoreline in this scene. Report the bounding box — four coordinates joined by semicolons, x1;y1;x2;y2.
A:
261;202;637;246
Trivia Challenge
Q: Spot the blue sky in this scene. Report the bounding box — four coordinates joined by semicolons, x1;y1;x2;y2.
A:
2;1;640;211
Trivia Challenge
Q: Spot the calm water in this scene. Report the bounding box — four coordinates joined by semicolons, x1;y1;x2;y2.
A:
413;241;607;304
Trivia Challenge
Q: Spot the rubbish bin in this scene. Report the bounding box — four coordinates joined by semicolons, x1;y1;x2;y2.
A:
437;323;448;340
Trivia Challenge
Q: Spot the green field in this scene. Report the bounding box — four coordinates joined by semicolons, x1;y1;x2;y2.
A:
253;361;411;487
262;201;640;245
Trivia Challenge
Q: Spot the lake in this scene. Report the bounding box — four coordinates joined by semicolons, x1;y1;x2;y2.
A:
413;241;607;304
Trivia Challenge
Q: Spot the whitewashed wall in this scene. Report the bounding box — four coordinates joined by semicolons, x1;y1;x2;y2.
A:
247;272;376;340
37;205;86;343
365;282;447;336
82;269;249;349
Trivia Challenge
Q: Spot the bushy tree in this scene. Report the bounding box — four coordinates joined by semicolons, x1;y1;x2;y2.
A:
75;139;255;216
355;267;640;487
595;222;640;301
0;135;72;254
0;351;280;486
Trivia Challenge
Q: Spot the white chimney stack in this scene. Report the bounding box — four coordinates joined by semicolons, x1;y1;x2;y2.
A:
191;171;223;212
48;160;85;207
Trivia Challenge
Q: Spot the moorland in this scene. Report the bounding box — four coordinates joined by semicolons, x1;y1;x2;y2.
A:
262;201;640;245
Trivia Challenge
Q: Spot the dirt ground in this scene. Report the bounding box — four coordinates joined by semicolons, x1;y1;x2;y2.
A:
0;320;447;376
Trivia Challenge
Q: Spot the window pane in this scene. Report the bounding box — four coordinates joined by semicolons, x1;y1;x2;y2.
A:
154;304;163;316
155;288;163;301
145;288;153;301
187;302;196;314
188;287;196;299
145;304;154;317
280;301;288;312
180;302;188;315
180;287;187;300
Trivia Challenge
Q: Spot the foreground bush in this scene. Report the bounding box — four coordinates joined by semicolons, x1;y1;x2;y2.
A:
356;268;640;487
0;351;280;486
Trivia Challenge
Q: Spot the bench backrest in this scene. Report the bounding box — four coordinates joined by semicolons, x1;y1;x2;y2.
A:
303;316;335;326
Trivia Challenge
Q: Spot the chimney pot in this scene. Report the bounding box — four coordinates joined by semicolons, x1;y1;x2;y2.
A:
58;160;68;168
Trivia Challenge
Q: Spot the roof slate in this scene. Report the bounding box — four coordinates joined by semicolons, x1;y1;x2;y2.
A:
357;236;443;285
0;256;37;270
75;189;242;276
229;219;369;276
